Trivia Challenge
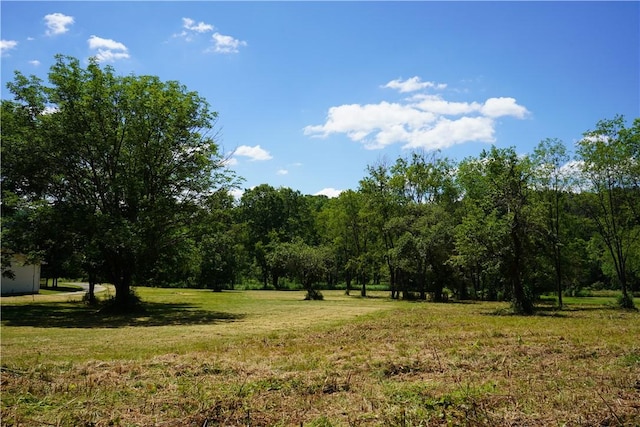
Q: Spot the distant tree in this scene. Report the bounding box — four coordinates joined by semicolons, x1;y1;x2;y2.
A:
451;204;504;300
576;116;639;308
265;240;330;299
2;55;233;310
456;147;537;314
388;151;458;301
531;138;572;307
318;190;370;296
240;184;286;288
287;240;332;300
359;160;403;298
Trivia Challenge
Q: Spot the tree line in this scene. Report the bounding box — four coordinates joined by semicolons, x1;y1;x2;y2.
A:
2;56;638;313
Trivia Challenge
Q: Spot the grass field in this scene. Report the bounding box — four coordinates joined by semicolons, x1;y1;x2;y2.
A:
1;288;639;426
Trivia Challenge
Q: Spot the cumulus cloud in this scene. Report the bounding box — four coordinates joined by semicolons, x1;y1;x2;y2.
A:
304;78;529;151
174;17;214;41
383;76;447;93
183;17;214;33
277;169;289;175
209;32;247;54
172;18;245;53
410;94;481;116
234;145;273;161
88;35;130;62
29;60;41;66
480;97;529;119
315;188;343;198
44;13;74;36
304;102;437;144
0;39;18;55
88;35;126;51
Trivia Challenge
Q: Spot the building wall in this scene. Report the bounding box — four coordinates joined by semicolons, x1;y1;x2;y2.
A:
1;256;41;296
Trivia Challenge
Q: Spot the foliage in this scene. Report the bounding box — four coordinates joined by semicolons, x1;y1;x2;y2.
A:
2;56;637;314
456;147;538;314
576;115;639;308
2;55;236;309
531;138;572;307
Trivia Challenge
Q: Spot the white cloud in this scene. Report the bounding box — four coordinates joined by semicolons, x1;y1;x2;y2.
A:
304;102;437;146
315;188;343;198
209;32;247;54
230;188;244;200
183;17;214;33
174;17;214;41
0;39;18;55
88;35;126;51
234;145;272;161
480;97;529;118
93;50;130;63
29;60;41;66
305;78;529;151
277;169;289;175
411;94;481;116
383;76;447;93
44;13;74;36
222;157;238;166
403;116;496;150
88;35;130;63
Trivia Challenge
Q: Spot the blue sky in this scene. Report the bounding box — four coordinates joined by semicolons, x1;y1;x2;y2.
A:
2;1;638;198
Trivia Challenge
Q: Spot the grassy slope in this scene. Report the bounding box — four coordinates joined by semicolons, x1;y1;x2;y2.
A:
1;288;639;426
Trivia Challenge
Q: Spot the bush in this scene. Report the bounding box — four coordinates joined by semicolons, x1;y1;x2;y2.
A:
99;288;145;314
617;293;637;310
304;288;324;300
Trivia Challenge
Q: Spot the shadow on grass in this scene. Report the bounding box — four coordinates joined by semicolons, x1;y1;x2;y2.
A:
0;301;245;329
484;302;624;318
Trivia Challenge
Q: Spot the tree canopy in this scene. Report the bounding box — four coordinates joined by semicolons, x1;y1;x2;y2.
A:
2;55;237;309
2;56;638;313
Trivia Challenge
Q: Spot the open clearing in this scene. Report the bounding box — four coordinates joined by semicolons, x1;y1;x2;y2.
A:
1;288;639;426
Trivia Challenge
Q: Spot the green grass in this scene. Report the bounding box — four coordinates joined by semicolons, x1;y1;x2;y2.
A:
2;288;639;426
1;287;393;363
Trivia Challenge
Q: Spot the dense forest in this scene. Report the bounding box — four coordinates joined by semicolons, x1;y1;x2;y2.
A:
2;56;639;314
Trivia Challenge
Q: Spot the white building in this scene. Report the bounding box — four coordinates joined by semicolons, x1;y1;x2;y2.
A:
1;255;41;296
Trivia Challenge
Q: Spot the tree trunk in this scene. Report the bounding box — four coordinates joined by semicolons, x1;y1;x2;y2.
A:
345;270;351;296
87;271;97;305
511;218;533;314
554;244;563;308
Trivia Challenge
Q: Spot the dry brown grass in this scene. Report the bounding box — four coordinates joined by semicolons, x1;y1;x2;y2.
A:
2;290;639;426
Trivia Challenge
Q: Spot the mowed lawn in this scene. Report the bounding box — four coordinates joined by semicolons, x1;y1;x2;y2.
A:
1;288;639;426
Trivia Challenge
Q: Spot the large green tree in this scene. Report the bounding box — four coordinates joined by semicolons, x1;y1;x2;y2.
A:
317;190;371;296
576;116;639;308
2;55;232;309
239;184;318;288
456;147;537;314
